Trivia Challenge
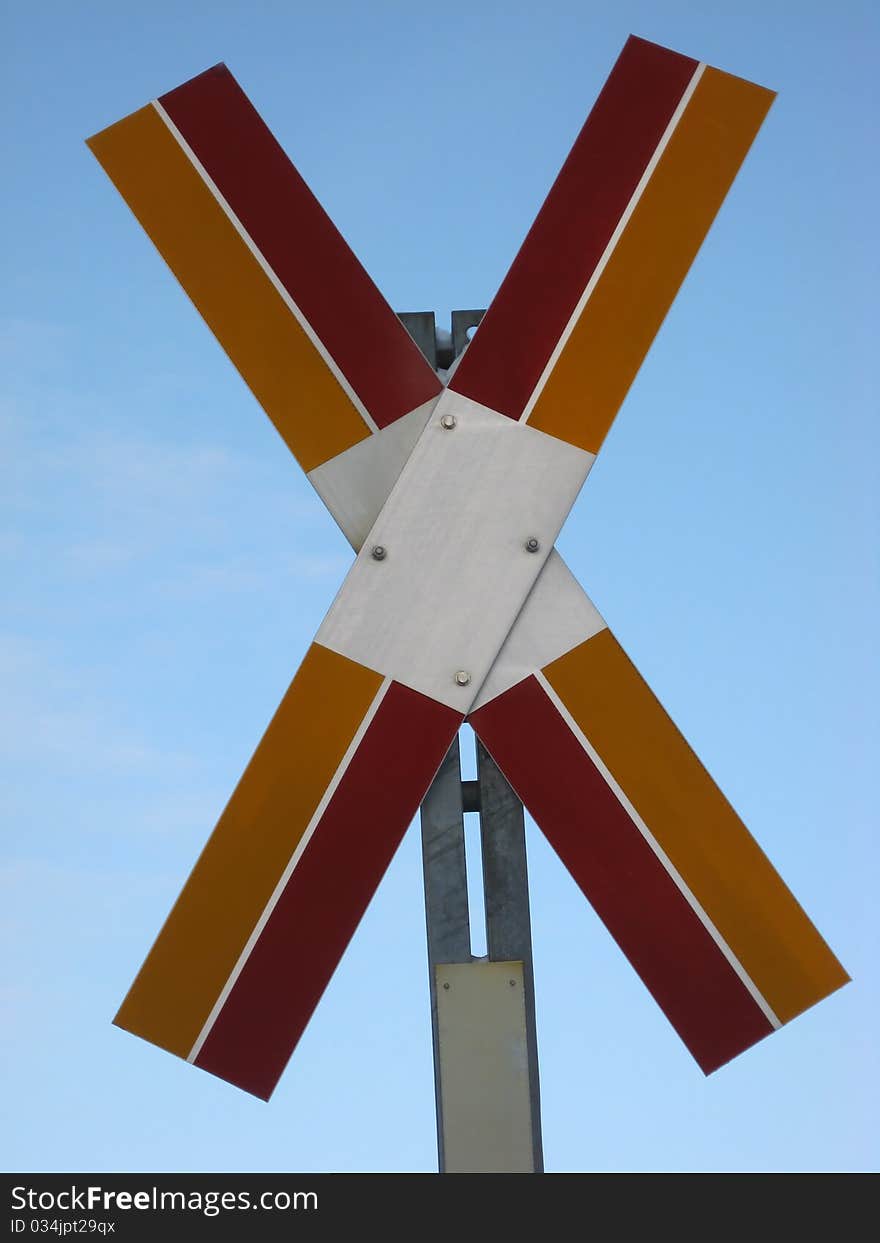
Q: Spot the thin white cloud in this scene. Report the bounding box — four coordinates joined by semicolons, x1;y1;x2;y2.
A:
0;631;195;777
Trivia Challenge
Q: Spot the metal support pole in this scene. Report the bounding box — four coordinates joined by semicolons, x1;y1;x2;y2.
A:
418;733;471;1173
402;310;543;1173
476;739;543;1169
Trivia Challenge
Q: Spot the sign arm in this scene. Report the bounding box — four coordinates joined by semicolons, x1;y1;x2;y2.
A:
449;36;774;461
115;643;461;1099
468;564;849;1072
87;63;443;539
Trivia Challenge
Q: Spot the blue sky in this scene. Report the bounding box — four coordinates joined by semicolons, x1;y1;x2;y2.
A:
3;0;877;1172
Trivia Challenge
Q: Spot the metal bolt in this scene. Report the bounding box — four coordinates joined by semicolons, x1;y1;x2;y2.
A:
371;545;386;561
440;414;457;430
442;982;450;990
509;979;516;987
454;670;471;687
525;537;540;553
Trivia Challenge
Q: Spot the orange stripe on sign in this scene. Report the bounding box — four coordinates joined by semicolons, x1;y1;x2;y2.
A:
114;643;384;1058
87;106;371;472
542;629;849;1024
528;67;775;454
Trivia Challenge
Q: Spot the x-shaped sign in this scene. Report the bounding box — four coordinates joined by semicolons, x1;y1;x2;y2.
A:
89;36;847;1101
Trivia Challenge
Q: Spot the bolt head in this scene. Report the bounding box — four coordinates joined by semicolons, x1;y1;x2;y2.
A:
525;537;540;553
371;545;386;561
454;670;471;687
442;982;450;990
440;414;457;430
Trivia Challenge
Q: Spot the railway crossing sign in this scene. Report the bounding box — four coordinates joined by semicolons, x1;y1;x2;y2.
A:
88;36;848;1108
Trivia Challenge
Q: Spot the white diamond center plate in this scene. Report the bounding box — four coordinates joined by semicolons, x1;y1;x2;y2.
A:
316;392;595;710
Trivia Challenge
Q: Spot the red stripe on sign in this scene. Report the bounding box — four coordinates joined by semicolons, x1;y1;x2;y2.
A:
449;36;698;420
160;65;441;429
195;682;461;1099
470;677;773;1072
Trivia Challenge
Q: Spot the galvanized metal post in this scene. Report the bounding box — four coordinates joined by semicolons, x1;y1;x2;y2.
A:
401;311;543;1173
418;732;471;1172
476;739;543;1169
